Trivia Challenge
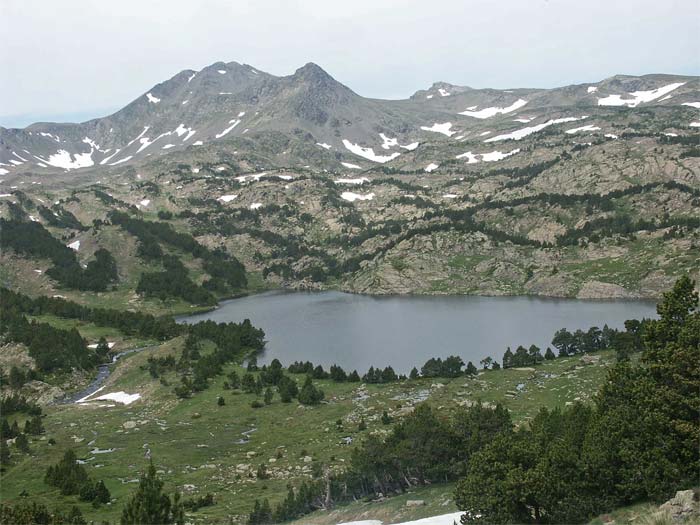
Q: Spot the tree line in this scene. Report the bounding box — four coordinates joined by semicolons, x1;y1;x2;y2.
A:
0;219;118;292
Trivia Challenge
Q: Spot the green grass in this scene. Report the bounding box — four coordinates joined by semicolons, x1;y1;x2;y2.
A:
0;345;619;524
292;483;459;524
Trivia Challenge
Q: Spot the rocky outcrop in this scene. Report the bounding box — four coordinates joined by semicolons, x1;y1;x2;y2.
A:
658;489;699;522
576;280;637;300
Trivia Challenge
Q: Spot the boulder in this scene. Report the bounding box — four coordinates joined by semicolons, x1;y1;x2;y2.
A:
658;489;699;522
406;500;425;507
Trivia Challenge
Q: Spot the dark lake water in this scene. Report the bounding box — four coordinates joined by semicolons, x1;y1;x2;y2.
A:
178;291;657;373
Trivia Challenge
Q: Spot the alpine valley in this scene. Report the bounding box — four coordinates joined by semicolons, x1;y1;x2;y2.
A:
0;61;699;525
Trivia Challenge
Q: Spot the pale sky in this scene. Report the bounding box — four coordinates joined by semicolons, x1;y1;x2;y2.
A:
1;0;698;128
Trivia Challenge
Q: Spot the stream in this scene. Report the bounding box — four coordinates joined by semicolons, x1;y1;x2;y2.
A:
61;346;148;404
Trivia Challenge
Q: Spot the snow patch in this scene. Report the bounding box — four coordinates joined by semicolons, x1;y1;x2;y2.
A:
342;139;400;163
193;140;204;146
565;124;601;134
587;86;598;93
39;132;60;142
175;124;196;141
690;122;700;128
93;391;141;405
438;88;451;97
484;116;588;142
42;149;94;171
424;163;439;172
379;133;398;150
420;122;456;137
341;191;375;202
604;134;618;139
217;195;238;202
341;162;362;170
216;118;242;139
316;142;332;149
682;102;700;109
460;99;528;119
597;82;685;107
401;142;419;151
67;240;80;251
457;148;520;163
109;156;133;166
87;342;115;349
335;177;369;185
146;93;160;104
249;203;263;210
217;69;226;74
442;194;458;199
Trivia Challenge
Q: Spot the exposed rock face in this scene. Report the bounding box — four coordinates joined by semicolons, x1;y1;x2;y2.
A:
658;489;700;522
576;281;637;299
18;380;65;405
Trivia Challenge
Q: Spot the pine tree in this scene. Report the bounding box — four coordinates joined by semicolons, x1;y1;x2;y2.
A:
298;376;324;405
409;367;420;380
264;387;274;405
502;347;514;369
217;396;225;406
0;440;10;467
121;461;183;525
15;433;30;453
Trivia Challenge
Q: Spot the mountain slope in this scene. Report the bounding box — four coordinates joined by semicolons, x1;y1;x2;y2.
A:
1;64;698;179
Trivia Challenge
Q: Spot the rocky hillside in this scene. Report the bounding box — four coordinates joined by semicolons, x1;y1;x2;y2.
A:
1;64;698;178
0;63;699;301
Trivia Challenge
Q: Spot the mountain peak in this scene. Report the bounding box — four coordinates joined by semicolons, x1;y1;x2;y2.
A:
293;62;333;82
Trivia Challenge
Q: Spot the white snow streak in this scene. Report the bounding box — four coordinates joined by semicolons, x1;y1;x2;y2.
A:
216;118;242;139
146;93;160;104
597;82;685;107
484;116;587;142
341;162;362;170
460;99;528;118
565;124;601;134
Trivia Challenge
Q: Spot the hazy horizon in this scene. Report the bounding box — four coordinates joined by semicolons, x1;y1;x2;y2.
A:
2;0;698;128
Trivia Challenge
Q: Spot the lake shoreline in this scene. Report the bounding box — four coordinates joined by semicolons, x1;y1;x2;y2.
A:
177;290;657;374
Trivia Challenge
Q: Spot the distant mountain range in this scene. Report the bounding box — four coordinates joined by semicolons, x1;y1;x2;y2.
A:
0;61;698;177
